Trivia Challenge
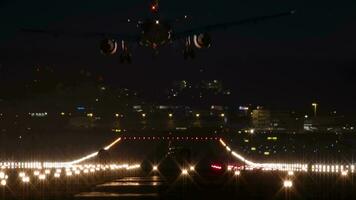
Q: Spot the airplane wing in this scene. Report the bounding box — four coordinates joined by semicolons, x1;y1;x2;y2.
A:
172;10;295;40
21;28;140;42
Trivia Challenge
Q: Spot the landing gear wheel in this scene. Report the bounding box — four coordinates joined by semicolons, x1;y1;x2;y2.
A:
119;52;132;64
183;47;195;60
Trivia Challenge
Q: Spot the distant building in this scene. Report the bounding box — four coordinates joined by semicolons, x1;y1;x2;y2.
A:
251;108;298;132
303;116;349;132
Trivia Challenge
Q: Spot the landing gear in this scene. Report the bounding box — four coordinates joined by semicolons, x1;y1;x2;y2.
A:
119;51;132;63
183;37;196;60
119;41;132;64
183;46;195;59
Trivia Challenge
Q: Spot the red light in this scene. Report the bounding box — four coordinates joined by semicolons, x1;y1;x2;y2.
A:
151;4;158;12
211;164;222;170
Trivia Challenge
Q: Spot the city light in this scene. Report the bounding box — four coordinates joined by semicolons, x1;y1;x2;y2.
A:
312;103;318;116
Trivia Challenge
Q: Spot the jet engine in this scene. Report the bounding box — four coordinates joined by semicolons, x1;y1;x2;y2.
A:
193;33;211;49
100;39;118;55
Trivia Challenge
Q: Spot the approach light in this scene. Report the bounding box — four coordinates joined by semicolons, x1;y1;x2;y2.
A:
182;169;189;175
189;166;195;171
283;180;293;188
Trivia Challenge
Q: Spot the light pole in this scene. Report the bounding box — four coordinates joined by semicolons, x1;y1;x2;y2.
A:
312;103;318;117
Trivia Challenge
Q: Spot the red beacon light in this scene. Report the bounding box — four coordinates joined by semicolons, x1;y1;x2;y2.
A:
151;4;159;13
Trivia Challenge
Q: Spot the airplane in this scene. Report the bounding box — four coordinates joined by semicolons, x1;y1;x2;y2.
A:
22;0;295;63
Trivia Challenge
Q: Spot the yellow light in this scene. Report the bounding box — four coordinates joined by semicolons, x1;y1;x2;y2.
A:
195;113;200;118
168;113;173;118
60;112;65;116
181;169;188;175
87;113;93;117
38;174;46;180
66;171;73;176
189;166;195;171
153;166;158;171
234;170;241;176
22;176;30;183
19;172;26;178
220;113;225;117
115;113;119;117
283;180;293;188
142;113;146;118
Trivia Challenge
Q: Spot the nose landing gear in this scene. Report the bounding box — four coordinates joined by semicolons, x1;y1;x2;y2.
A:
119;41;132;64
183;37;196;60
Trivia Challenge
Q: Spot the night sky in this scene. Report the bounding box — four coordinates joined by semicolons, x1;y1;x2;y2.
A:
0;0;355;112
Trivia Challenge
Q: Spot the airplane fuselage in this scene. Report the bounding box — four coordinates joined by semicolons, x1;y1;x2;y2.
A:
139;20;172;49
